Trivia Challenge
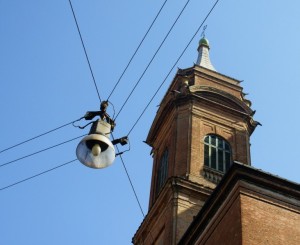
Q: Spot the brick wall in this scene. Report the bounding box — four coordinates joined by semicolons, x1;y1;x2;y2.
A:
241;194;300;245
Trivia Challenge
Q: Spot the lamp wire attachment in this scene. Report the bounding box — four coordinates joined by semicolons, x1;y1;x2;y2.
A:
114;137;131;157
74;101;116;131
82;101;115;131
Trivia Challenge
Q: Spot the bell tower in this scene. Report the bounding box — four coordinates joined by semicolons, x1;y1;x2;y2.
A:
133;38;259;244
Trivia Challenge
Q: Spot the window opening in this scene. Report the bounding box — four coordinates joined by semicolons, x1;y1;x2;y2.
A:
204;135;231;173
156;149;168;194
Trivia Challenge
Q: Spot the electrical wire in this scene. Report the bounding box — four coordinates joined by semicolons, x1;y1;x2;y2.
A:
106;0;169;101
126;0;220;137
0;159;77;191
0;134;86;168
107;0;190;217
68;0;102;102
114;139;145;217
0;1;220;212
119;152;145;217
0;117;83;155
114;0;191;121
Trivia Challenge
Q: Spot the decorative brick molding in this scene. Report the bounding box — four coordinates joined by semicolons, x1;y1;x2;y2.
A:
202;166;224;184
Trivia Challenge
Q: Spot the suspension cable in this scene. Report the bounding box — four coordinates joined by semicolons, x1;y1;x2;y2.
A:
112;133;145;217
106;0;169;101
68;0;102;101
0;117;83;155
0;159;77;191
114;0;191;121
127;0;221;136
0;134;85;168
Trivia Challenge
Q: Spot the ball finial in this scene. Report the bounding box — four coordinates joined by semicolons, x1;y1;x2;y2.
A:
199;37;209;48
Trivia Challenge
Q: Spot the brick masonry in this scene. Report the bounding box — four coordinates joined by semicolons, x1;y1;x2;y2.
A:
133;64;259;244
178;164;300;245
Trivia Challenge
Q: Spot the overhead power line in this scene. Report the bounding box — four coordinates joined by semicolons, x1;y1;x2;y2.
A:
126;0;221;136
114;0;191;120
114;141;145;218
0;117;83;155
107;0;169;101
117;0;220;218
0;159;77;191
0;0;221;199
0;134;86;168
68;0;102;102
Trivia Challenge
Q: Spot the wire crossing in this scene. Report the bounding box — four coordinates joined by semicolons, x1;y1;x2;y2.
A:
0;159;77;191
126;0;221;136
114;0;191;121
1;0;166;159
0;0;221;196
68;0;102;102
106;0;169;101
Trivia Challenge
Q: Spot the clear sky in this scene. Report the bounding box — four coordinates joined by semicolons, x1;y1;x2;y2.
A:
1;1;300;244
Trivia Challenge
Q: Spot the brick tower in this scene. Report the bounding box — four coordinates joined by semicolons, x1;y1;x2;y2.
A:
133;38;259;244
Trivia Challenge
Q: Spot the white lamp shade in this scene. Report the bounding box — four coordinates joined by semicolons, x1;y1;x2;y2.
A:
76;134;115;169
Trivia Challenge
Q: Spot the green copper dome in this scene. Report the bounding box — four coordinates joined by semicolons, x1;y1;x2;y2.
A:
199;37;209;47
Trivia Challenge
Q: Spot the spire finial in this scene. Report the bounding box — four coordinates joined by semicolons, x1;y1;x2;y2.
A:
201;25;207;39
196;26;216;71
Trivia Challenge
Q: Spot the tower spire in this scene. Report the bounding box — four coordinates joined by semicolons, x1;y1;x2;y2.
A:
196;37;216;71
133;37;259;245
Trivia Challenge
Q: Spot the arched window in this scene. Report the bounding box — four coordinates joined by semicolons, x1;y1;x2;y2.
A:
204;135;231;173
156;149;168;194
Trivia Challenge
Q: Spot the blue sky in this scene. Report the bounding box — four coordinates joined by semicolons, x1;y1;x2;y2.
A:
1;1;300;244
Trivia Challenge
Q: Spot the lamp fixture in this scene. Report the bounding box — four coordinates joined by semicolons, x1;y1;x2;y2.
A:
76;101;128;169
